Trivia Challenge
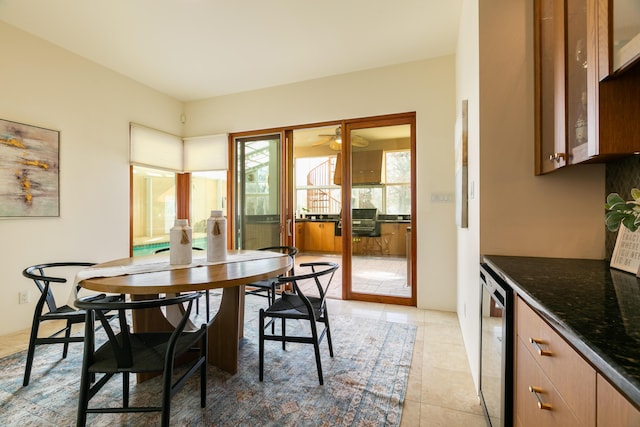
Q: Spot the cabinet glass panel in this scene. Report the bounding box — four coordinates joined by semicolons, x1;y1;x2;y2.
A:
612;1;640;72
566;0;589;164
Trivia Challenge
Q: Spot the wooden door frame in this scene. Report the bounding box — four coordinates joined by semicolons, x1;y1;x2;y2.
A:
228;111;417;306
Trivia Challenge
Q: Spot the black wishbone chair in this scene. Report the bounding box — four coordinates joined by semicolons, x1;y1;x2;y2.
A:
75;292;208;427
155;247;211;320
245;245;298;305
259;261;339;385
21;262;118;386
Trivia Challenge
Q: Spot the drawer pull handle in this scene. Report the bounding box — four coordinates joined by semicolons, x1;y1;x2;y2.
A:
529;386;553;410
529;338;553;356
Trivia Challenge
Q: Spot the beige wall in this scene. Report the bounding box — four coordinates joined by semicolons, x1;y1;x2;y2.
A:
456;0;606;391
185;58;459;311
0;22;459;335
0;22;183;335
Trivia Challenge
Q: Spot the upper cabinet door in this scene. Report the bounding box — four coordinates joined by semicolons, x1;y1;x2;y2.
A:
535;0;568;174
598;0;640;79
535;0;640;175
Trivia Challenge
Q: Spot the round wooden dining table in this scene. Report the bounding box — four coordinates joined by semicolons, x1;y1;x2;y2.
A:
78;250;292;376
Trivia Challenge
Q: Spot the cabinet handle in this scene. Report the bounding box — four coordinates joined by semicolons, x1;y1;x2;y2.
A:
528;386;553;410
548;152;566;163
529;338;553;356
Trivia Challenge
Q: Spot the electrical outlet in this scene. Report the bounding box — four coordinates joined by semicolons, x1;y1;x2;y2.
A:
19;290;29;304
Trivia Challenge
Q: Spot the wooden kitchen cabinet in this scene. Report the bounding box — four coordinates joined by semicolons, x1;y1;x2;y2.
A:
380;223;408;257
515;297;596;426
597;0;640;79
597;374;640;426
334;150;383;185
304;222;338;252
534;0;640;175
295;222;305;251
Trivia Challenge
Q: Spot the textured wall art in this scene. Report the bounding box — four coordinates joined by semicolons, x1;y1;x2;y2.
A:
0;119;59;217
455;99;469;228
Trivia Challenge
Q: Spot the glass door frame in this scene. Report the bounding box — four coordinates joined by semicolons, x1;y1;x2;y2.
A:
230;130;292;249
229;112;416;306
342;113;416;306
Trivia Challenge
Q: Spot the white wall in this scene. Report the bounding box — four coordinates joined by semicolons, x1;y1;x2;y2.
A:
456;0;606;392
456;0;482;393
184;58;458;311
0;22;183;335
0;23;460;335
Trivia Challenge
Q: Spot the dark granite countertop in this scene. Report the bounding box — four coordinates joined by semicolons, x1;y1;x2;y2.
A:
483;255;640;408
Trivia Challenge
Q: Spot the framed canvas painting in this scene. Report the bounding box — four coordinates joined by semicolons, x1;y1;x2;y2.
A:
0;118;59;217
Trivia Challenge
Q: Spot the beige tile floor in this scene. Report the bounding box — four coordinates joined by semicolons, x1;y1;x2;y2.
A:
0;299;485;426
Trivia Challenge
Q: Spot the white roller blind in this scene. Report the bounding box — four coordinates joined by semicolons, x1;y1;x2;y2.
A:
183;134;228;171
130;123;183;171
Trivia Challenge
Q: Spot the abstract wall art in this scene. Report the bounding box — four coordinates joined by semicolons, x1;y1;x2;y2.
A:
0;119;59;217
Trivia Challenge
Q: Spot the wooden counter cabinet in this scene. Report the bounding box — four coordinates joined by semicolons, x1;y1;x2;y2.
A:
304;222;337;253
597;374;640;427
515;296;596;426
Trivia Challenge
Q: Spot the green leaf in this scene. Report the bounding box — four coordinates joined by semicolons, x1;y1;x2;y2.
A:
632;188;640;201
622;216;639;232
605;193;626;210
605;211;624;231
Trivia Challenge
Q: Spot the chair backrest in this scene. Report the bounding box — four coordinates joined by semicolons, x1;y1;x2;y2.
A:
75;292;201;369
258;246;298;275
277;262;338;314
23;262;96;313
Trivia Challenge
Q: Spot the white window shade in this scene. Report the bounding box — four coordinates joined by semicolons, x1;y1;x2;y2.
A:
183;134;228;171
130;124;183;171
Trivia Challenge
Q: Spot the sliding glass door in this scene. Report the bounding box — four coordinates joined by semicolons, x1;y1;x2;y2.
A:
345;120;414;304
231;113;416;306
234;134;284;249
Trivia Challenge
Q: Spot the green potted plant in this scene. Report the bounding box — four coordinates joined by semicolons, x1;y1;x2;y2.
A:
605;188;640;232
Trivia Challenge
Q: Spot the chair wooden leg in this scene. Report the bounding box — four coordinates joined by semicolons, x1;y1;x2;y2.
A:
123;372;130;408
205;290;210;322
281;317;286;350
23;319;39;386
200;330;207;407
324;310;334;358
162;362;173;427
77;318;93;427
62;319;72;358
259;309;265;381
269;284;276;333
310;320;324;385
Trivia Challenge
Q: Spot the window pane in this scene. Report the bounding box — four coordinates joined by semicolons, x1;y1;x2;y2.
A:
385;150;410;183
132;165;176;256
352;187;383;212
295;156;341;215
385;184;411;214
191;171;227;248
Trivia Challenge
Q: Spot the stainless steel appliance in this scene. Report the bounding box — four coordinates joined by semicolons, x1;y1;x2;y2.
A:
338;208;380;236
479;263;513;427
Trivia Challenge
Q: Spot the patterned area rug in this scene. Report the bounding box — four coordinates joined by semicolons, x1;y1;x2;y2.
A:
0;296;415;426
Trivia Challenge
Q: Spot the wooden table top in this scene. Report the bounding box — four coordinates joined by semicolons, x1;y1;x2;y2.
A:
79;250;292;295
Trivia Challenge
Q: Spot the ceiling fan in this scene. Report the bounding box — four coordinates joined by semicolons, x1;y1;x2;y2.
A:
312;127;369;151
